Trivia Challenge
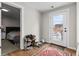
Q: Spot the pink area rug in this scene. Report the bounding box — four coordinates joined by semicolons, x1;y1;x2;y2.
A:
37;47;68;56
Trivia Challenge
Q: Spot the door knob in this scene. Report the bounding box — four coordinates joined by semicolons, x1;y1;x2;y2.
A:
64;28;67;29
64;28;67;32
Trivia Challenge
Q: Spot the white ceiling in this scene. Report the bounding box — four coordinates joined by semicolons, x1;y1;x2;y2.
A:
23;2;73;12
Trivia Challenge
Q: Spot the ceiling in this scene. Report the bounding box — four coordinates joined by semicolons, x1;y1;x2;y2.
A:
22;2;74;12
1;2;74;19
2;3;20;20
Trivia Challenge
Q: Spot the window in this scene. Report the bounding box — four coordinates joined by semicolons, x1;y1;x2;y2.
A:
50;15;64;41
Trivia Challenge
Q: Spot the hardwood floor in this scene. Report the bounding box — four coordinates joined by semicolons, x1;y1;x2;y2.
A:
7;43;76;56
8;44;47;56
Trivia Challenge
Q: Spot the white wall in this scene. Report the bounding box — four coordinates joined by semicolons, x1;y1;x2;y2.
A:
22;7;40;41
40;13;49;42
69;4;76;49
13;2;41;49
41;3;76;49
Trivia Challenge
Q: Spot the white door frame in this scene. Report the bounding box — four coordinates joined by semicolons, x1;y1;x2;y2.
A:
77;2;79;56
49;8;69;47
1;2;24;49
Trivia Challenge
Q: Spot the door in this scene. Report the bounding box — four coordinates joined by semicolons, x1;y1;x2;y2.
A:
0;2;1;55
49;9;69;47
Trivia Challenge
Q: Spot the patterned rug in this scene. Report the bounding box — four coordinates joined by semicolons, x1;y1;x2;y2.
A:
36;47;69;56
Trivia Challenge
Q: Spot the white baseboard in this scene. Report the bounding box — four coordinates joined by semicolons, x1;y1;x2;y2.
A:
67;46;76;50
42;39;76;50
47;42;76;50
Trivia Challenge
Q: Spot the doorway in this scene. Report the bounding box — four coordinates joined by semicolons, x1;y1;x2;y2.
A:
49;9;69;47
0;2;21;55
